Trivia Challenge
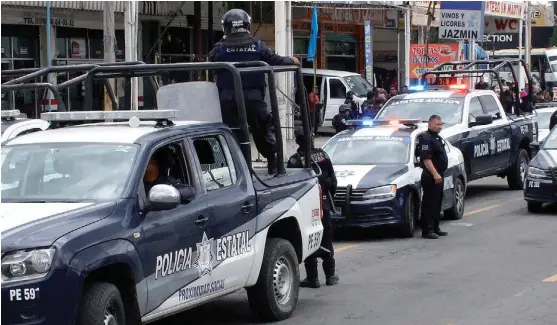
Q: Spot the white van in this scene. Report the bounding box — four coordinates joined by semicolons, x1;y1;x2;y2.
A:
301;69;375;128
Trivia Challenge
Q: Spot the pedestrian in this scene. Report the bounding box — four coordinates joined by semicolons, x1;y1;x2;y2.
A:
418;115;449;239
332;104;350;134
287;128;339;288
209;8;300;174
400;85;409;94
308;85;321;136
344;91;360;119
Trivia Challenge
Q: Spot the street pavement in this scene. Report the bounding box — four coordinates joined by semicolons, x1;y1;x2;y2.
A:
157;175;557;325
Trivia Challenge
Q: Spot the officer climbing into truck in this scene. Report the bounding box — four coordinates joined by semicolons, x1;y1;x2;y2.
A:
287;128;339;287
209;8;300;174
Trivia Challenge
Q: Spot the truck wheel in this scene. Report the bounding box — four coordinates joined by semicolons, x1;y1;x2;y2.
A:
444;178;465;220
527;201;544;213
400;192;416;238
247;238;300;321
507;149;529;190
77;282;125;325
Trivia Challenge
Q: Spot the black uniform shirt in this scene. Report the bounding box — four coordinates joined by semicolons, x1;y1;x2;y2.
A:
287;148;337;209
419;130;448;176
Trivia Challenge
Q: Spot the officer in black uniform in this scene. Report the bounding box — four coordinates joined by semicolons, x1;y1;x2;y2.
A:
287;129;339;287
209;9;300;174
418;115;449;239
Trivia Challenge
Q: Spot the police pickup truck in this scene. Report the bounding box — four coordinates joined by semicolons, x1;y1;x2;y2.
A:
1;110;323;325
375;85;537;189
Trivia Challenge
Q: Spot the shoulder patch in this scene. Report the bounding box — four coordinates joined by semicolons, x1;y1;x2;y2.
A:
421;144;429;150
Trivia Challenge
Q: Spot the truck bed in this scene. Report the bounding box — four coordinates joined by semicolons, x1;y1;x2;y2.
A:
251;167;316;190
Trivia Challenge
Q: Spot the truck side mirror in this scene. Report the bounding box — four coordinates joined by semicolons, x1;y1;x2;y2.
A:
469;115;493;127
148;184;181;212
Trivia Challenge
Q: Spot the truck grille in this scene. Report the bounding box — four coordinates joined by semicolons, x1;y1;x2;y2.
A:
334;187;368;201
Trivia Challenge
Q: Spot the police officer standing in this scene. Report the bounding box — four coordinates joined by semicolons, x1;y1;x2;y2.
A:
418;115;449;239
287;129;339;287
209;9;300;174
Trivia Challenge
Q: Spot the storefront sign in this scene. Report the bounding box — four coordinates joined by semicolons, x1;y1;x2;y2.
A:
70;38;86;59
484;1;524;19
299;6;385;26
440;2;485;40
22;17;75;27
409;43;459;79
364;20;373;85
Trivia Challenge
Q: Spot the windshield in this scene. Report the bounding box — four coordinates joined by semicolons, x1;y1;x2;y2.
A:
535;110;556;129
543;129;557;149
1;143;139;202
344;75;373;97
376;98;464;125
323;135;411;165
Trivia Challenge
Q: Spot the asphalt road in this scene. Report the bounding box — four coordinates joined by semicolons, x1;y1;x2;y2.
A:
157;176;557;325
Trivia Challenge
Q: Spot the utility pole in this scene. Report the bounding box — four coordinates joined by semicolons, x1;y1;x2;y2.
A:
103;1;116;111
422;1;436;83
525;1;532;74
124;1;139;110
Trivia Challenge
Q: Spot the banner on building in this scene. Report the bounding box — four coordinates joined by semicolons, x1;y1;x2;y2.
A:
484;1;524;19
364;20;373;85
409;43;460;79
440;1;485;40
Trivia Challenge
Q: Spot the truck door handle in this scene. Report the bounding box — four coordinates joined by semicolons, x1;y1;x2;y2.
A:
241;202;254;214
195;215;209;226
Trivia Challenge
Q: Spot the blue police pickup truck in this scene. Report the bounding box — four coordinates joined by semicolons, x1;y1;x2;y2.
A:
376;87;537;189
1;108;323;325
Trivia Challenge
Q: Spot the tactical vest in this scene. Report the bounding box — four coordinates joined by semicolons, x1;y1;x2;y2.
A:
215;40;265;90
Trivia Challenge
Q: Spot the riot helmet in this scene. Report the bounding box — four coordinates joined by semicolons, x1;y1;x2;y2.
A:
222;9;251;35
294;128;314;150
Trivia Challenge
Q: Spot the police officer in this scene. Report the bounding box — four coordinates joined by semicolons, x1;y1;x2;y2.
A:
418;115;449;239
332;104;350;134
287;129;339;287
209;9;300;174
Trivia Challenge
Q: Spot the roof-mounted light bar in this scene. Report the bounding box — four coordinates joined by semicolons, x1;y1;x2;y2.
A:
345;118;423;127
1;110;22;118
40;109;178;122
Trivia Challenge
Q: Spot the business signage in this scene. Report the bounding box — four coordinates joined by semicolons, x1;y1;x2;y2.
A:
364;20;373;85
484;1;524;19
439;1;485;40
409;43;459;79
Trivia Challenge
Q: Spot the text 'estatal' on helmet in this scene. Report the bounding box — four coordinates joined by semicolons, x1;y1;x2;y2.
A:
222;9;251;36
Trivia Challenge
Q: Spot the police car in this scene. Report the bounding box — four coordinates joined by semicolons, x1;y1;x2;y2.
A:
1;109;323;325
322;119;467;237
375;84;537;190
1;109;50;144
524;126;557;212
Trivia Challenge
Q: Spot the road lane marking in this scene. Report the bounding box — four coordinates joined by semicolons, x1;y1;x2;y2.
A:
543;274;557;282
335;244;359;252
464;204;501;217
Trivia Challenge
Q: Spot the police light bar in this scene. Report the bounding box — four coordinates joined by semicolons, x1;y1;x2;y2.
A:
408;85;424;92
41;109;178;122
1;110;21;118
346;118;423;127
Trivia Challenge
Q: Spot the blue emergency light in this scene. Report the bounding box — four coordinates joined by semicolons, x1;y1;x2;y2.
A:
408;85;424;92
346;118;423;128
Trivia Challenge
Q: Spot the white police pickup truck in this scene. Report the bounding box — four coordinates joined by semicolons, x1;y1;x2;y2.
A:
376;85;537;189
1;109;323;325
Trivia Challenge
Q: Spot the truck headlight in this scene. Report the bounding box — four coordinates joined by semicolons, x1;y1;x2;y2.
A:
362;185;397;200
1;248;55;283
527;166;547;179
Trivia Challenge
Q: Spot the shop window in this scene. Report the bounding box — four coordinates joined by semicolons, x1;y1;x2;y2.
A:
327;57;357;73
56;38;67;58
294;38;309;56
12;37;36;59
2;36;11;58
325;41;355;56
115;30;125;60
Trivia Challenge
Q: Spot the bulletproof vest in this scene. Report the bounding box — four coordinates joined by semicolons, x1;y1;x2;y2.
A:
214;39;265;90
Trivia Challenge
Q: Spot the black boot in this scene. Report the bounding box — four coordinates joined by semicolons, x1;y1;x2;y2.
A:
267;154;277;175
323;257;339;285
433;220;447;236
301;259;320;288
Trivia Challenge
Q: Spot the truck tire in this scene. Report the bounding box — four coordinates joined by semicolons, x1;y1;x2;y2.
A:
247;238;300;321
400;192;416;238
77;282;125;325
507;149;529;190
527;201;544;213
444;178;465;220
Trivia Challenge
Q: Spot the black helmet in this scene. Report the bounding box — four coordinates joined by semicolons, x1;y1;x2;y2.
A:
346;91;355;99
339;104;350;113
222;9;251;35
294;128;314;148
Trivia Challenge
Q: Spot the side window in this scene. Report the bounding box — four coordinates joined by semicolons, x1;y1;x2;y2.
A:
192;135;237;192
329;78;346;99
143;141;189;191
479;95;502;120
468;97;486;123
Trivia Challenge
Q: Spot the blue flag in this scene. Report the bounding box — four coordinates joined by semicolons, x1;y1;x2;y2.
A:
307;5;318;62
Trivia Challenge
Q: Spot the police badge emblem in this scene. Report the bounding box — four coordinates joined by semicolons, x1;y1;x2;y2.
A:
489;134;496;155
194;232;215;277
